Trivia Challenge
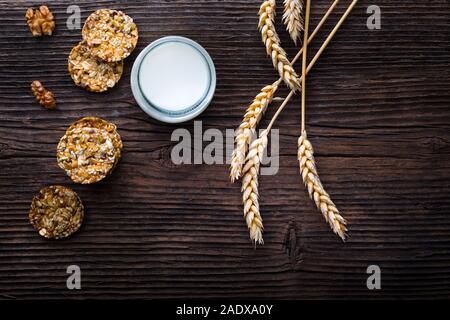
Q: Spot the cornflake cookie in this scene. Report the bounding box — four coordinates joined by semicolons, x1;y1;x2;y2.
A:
57;117;123;184
68;41;123;92
82;9;138;62
29;186;84;239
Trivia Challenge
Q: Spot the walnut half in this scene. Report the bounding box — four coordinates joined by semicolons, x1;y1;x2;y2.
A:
31;80;56;109
25;6;55;36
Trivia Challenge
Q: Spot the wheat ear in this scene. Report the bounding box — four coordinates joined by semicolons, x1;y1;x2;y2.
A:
240;90;295;245
296;0;346;240
230;80;280;182
298;132;347;240
258;0;301;91
283;0;304;45
241;130;268;244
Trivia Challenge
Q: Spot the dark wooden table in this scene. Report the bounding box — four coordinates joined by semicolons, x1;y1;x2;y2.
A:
1;0;450;300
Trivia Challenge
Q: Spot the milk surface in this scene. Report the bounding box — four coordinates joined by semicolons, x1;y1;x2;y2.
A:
138;41;210;112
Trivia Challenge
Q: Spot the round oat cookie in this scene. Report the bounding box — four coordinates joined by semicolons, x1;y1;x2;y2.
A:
57;117;123;184
82;9;138;62
29;186;84;239
68;41;123;92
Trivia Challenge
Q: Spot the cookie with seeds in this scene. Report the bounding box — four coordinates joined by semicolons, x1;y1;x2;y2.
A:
57;117;123;184
68;41;123;92
82;9;138;62
29;186;84;239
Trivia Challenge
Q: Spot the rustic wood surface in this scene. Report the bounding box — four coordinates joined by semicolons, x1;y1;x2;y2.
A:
1;0;450;300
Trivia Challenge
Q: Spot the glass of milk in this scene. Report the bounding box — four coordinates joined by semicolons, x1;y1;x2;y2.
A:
131;36;216;123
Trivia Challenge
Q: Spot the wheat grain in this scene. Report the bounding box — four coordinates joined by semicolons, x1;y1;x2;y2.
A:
258;0;301;91
230;81;280;182
283;0;304;45
241;130;268;244
297;131;347;240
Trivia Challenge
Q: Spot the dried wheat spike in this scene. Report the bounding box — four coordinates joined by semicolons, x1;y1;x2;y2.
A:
230;81;279;182
283;0;304;45
258;0;301;91
241;130;268;244
298;131;347;240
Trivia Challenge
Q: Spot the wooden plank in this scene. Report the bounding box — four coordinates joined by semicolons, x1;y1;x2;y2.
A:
0;0;450;299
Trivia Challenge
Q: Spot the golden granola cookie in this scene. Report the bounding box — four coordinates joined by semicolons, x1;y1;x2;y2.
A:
68;41;123;92
82;9;138;62
29;186;84;239
57;117;123;184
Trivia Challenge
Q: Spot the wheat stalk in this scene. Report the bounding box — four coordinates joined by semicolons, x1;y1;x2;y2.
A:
241;130;268;244
230;80;280;182
283;0;304;45
298;131;347;240
300;0;310;132
258;0;301;91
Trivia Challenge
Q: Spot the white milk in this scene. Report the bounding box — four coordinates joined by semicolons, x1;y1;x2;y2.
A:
138;41;211;113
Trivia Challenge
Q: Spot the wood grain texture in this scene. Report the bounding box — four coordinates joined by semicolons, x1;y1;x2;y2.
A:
1;0;450;299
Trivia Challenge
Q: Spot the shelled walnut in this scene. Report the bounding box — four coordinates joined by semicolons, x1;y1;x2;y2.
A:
25;6;55;36
31;81;56;109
